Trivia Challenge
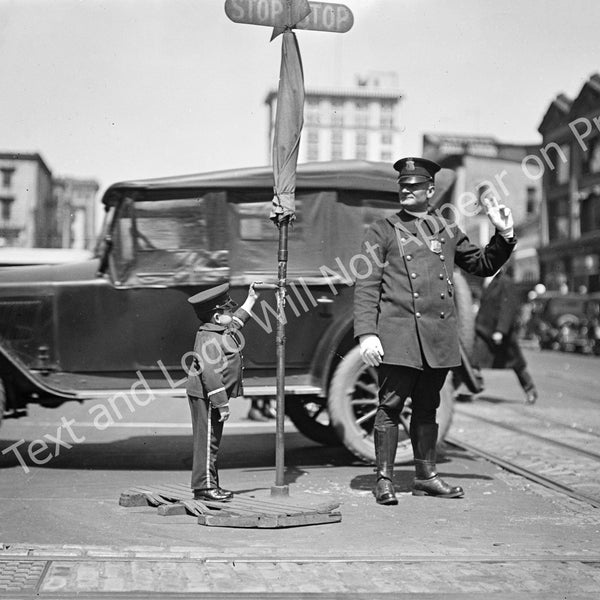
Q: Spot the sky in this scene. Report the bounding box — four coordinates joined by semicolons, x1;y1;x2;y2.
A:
1;0;599;196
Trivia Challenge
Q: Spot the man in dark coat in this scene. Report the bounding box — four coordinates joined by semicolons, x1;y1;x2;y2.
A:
354;157;516;505
471;266;538;404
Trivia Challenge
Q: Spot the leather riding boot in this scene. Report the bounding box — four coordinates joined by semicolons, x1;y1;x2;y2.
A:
411;423;464;499
374;426;398;505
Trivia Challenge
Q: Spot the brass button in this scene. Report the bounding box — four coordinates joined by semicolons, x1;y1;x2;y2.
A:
411;273;417;279
439;273;444;279
401;237;406;243
416;312;421;318
440;254;445;261
441;237;445;243
440;292;445;299
413;292;419;298
406;255;412;261
440;312;445;319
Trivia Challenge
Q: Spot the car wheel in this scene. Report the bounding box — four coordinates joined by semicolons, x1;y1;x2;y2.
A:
285;396;340;446
327;346;454;465
453;270;475;356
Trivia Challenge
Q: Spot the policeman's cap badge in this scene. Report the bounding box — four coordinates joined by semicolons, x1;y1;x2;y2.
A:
394;157;441;184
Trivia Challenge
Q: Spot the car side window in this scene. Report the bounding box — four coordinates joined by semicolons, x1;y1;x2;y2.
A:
110;194;230;287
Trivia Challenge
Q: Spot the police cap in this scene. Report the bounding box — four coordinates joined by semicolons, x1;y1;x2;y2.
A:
393;157;441;184
187;283;237;314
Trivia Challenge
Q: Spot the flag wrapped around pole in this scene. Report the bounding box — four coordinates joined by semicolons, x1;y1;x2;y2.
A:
269;29;305;224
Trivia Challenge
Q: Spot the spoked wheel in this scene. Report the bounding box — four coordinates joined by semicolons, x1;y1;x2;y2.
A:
327;346;454;464
285;395;340;446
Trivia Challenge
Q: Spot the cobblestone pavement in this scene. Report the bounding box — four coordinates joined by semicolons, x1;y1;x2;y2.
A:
1;552;600;598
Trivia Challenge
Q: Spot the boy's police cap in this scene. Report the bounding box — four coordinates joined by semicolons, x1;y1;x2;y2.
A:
187;283;237;312
393;157;441;184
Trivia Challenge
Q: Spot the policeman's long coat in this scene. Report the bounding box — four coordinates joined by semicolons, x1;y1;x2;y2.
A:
353;211;516;369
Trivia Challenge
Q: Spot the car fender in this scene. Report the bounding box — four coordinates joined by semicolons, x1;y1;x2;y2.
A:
0;341;77;406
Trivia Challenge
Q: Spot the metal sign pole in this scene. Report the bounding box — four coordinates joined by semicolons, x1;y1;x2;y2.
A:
272;215;290;495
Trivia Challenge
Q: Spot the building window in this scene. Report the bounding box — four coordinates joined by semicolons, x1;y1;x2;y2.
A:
543;143;569;185
1;168;15;188
582;136;600;175
331;100;344;126
547;197;570;241
580;194;600;234
306;100;321;126
331;130;343;160
355;101;368;127
306;129;319;144
0;196;14;220
526;186;538;215
380;151;392;161
380;133;392;145
307;144;319;161
380;103;394;128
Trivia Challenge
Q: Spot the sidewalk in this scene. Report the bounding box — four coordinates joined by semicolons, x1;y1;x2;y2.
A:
2;442;600;598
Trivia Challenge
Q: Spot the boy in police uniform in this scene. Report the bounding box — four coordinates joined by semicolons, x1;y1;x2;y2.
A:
186;282;259;501
354;157;516;505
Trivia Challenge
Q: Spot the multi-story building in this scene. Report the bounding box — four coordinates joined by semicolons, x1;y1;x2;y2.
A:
265;72;403;164
0;151;99;250
53;177;99;250
537;73;600;293
0;152;53;248
423;134;542;295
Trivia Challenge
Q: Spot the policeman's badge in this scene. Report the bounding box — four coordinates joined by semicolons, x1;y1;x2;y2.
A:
430;239;442;254
406;159;415;171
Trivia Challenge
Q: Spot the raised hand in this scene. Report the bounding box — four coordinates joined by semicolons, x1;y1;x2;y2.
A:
481;195;514;235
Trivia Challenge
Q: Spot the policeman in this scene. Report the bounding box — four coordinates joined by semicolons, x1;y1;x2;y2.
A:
186;282;258;502
354;157;516;505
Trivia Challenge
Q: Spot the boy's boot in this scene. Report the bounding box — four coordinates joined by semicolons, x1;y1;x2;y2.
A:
411;423;464;498
374;426;398;505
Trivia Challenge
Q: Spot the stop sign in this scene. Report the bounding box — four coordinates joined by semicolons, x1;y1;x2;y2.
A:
224;0;354;33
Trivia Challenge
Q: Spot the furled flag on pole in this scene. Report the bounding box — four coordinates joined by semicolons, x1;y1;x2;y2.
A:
269;29;305;224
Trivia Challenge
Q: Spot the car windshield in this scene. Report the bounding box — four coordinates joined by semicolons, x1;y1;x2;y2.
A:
110;194;230;286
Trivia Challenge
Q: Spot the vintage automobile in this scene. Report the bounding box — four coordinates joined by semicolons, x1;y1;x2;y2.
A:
531;292;600;353
0;161;477;464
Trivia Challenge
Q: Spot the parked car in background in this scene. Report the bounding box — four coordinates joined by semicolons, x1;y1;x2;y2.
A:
0;161;478;464
530;291;600;354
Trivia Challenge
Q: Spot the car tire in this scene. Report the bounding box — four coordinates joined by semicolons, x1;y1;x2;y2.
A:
327;346;455;465
286;396;340;446
453;271;475;356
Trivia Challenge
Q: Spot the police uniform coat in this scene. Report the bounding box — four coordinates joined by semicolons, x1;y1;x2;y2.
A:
472;271;526;371
354;211;516;369
186;308;249;406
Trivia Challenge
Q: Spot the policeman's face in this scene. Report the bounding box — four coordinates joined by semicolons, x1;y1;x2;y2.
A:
398;181;435;212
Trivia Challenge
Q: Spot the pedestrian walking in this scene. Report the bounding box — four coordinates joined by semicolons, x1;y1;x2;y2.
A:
354;157;516;505
471;266;538;404
186;282;259;502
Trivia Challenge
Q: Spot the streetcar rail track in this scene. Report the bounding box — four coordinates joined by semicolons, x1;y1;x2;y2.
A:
449;403;600;509
446;435;600;509
474;397;600;439
455;409;600;461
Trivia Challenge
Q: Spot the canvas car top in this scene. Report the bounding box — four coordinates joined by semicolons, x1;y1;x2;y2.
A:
101;160;456;205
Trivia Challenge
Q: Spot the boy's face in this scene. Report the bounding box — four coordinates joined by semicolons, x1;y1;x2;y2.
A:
213;309;233;327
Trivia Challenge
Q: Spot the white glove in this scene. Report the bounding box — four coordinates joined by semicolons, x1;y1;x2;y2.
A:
359;334;384;367
481;195;514;238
